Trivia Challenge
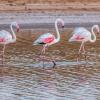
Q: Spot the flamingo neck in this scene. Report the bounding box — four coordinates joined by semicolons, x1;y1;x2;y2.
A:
10;24;16;42
90;26;96;43
55;20;60;42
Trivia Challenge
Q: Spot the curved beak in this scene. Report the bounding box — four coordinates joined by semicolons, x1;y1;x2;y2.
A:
96;27;100;35
97;32;100;35
17;25;20;32
62;25;64;28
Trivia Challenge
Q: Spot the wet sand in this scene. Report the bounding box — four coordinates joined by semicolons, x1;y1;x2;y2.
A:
0;3;100;12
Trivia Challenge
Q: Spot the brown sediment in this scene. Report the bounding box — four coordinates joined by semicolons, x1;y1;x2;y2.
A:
0;0;100;4
0;3;100;12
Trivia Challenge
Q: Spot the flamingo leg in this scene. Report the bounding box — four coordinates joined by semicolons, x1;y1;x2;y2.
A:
79;42;84;54
77;42;88;64
52;60;56;68
42;45;46;54
39;45;46;59
82;44;88;63
40;45;56;68
45;47;56;68
40;45;46;68
77;42;84;63
43;46;46;68
77;41;85;63
2;45;6;66
82;44;85;54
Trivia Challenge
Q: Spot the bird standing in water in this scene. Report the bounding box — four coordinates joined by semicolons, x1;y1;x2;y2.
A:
33;18;64;67
69;25;99;62
0;22;19;65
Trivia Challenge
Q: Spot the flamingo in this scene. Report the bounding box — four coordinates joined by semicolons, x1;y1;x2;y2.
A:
33;18;64;67
69;25;99;62
0;22;19;65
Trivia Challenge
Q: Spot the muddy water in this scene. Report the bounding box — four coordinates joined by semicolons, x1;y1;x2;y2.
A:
0;28;100;100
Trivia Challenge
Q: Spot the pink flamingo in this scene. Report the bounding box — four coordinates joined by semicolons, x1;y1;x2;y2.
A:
69;25;99;62
0;22;19;65
33;18;64;67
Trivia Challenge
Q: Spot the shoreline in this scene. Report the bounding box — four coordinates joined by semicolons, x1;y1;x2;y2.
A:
0;3;100;12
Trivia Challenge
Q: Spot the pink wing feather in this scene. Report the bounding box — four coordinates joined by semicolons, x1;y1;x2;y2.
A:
43;36;55;43
34;33;55;45
75;35;85;40
0;38;6;42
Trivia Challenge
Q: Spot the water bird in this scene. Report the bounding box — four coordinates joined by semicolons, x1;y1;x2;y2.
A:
0;22;19;65
69;25;99;62
33;18;64;68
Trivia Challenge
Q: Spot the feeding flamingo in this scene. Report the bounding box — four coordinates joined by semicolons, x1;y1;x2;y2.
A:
69;25;99;62
0;22;19;65
33;18;64;67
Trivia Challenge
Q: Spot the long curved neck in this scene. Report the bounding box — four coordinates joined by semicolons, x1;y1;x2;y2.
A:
10;24;16;42
55;20;60;42
90;26;96;43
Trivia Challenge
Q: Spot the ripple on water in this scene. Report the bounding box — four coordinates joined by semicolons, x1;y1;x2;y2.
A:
0;28;100;100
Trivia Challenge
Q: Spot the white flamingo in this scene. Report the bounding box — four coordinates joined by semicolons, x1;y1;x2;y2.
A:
69;25;99;62
33;18;64;67
0;22;19;65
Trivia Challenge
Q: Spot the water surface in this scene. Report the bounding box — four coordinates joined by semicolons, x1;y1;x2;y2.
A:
0;28;100;100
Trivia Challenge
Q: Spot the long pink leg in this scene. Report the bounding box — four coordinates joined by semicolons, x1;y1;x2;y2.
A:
77;42;84;63
38;45;46;60
42;45;46;54
79;42;84;54
43;46;46;68
40;45;46;68
2;45;6;66
40;45;56;68
82;44;88;63
77;42;88;64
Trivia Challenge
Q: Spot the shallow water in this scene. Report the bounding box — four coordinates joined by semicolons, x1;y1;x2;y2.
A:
0;28;100;100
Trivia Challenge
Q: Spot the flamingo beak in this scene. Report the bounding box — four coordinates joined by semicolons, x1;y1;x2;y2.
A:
17;25;20;32
96;29;100;35
97;32;100;35
62;25;64;28
96;26;100;35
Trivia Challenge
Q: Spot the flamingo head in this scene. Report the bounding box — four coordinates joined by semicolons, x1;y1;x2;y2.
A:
12;22;20;32
93;25;100;35
56;18;64;28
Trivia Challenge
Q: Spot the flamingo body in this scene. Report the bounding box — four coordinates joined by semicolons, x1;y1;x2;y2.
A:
34;33;55;45
69;25;99;62
69;27;91;42
33;18;64;67
0;30;12;44
0;22;19;65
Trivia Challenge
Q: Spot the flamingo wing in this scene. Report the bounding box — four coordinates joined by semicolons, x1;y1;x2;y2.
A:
0;30;12;43
34;33;55;45
69;27;91;42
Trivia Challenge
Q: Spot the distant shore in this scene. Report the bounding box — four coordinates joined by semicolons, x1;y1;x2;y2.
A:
0;3;100;29
0;3;100;12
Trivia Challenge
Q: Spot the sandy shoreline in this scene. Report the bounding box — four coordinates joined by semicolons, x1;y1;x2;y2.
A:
0;12;100;29
0;3;100;12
